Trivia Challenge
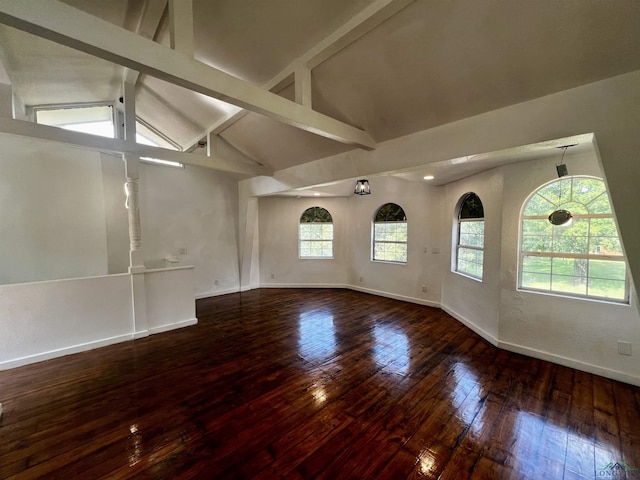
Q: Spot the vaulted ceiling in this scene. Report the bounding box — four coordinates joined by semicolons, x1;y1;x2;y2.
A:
0;0;639;176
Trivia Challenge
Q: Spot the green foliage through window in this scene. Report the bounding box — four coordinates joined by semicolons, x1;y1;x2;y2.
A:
373;203;407;263
520;176;627;302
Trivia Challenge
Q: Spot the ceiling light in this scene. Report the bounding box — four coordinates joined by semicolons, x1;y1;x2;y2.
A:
314;193;320;196
354;179;371;195
423;175;434;180
548;209;573;226
549;145;575;225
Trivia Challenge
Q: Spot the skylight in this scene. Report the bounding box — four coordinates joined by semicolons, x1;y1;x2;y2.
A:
36;105;115;138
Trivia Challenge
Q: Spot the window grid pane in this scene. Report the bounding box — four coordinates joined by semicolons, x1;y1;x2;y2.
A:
456;217;484;279
299;222;333;259
373;222;407;263
519;177;627;302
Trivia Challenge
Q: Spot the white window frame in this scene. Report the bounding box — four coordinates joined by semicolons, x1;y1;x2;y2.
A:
453;192;485;280
518;176;629;303
299;207;334;260
456;218;485;280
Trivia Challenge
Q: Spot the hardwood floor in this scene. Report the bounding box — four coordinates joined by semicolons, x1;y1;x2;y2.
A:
1;288;639;479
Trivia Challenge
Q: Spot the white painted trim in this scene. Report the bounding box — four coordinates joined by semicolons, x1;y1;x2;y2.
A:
498;340;640;388
0;117;269;175
348;285;440;308
260;282;350;290
0;333;133;371
195;287;241;299
133;330;149;339
148;317;198;335
440;304;499;347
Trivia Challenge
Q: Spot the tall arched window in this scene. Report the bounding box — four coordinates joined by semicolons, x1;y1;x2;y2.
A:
299;206;333;259
455;193;485;279
373;203;407;263
520;176;627;302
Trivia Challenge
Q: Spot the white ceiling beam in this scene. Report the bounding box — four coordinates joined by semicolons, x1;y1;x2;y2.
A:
188;0;415;145
295;66;312;108
0;117;271;175
0;0;375;150
168;0;193;58
123;0;167;85
123;81;136;144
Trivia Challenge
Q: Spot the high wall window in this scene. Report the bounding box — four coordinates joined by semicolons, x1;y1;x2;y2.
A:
299;207;333;259
455;193;485;279
35;104;115;138
373;203;407;264
520;176;628;302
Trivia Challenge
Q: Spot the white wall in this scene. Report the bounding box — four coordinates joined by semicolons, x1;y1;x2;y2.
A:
145;266;197;333
498;151;640;385
259;196;349;286
0;133;109;284
140;163;240;297
347;176;443;305
0;273;133;369
441;168;503;342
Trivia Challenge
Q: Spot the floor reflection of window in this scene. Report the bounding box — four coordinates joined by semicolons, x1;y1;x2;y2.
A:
373;324;409;376
298;310;336;362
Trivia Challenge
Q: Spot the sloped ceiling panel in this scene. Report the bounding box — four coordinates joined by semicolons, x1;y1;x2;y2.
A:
190;0;378;85
311;0;640;142
0;27;124;106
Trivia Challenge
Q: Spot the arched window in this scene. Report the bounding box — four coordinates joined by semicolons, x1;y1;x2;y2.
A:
299;206;333;259
455;193;485;279
373;203;407;263
520;176;627;302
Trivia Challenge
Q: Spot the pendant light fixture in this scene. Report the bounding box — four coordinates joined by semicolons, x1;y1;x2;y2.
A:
548;145;575;226
354;179;371;195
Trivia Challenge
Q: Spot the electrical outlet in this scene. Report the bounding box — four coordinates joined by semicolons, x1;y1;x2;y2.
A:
423;246;427;253
214;280;219;286
431;247;440;254
179;247;188;255
618;341;632;356
421;285;427;293
271;273;275;279
359;276;363;283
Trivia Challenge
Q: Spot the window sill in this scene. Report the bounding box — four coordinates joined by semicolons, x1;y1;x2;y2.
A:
453;270;483;283
517;287;630;306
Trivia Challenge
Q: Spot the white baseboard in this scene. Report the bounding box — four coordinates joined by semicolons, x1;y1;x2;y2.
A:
260;282;350;289
348;285;440;308
498;340;640;388
148;318;198;335
440;304;499;346
195;287;240;299
0;333;133;371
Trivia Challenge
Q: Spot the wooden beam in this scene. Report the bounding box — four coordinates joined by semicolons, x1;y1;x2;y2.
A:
0;117;271;175
168;0;193;57
0;0;375;149
187;0;414;146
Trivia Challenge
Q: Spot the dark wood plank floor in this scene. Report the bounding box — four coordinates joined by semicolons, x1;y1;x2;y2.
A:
1;288;639;479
